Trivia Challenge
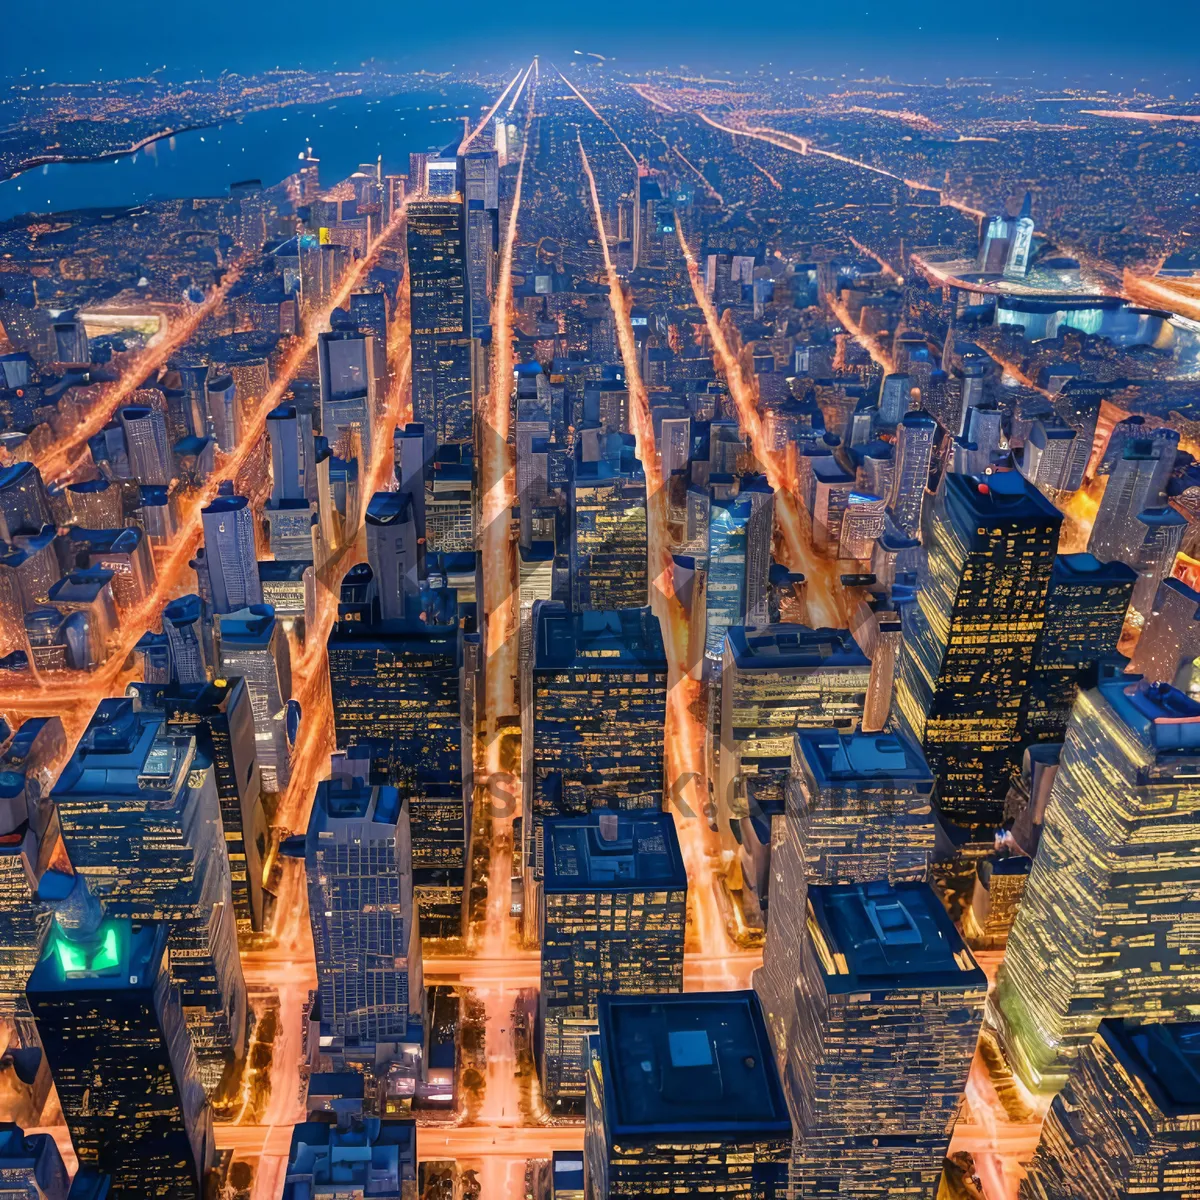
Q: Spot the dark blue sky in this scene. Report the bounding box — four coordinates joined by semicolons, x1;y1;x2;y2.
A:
2;0;1196;85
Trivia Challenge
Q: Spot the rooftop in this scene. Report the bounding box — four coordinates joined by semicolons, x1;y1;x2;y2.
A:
534;603;666;672
27;918;165;995
796;729;933;792
1101;676;1200;753
727;624;869;672
1104;1020;1200;1114
597;991;790;1138
807;880;984;995
309;779;402;832
944;470;1062;537
1053;553;1137;585
543;811;686;894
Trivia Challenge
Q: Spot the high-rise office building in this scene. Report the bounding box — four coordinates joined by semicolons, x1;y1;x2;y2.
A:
757;881;984;1199
0;463;51;539
523;604;667;929
895;472;1062;837
539;811;686;1110
117;405;170;487
463;149;498;335
717;625;870;838
996;675;1200;1092
201;495;263;615
215;604;292;794
570;456;648;612
1128;576;1200;685
1020;553;1134;743
162;594;209;686
328;614;466;936
0;1123;70;1198
28;911;214;1199
407;199;475;446
886;411;937;539
318;329;377;456
1021;1019;1200;1200
52;698;247;1089
1129;505;1188;621
305;779;423;1065
1088;432;1178;566
365;491;420;620
704;492;752;663
584;991;791;1199
786;727;936;886
156;678;266;934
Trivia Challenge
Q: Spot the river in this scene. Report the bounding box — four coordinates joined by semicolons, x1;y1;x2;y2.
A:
0;85;490;223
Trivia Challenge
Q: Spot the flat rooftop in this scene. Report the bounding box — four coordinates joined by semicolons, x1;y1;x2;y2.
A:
943;471;1062;537
27;918;164;994
727;624;869;672
1101;677;1200;753
597;991;790;1138
796;729;933;792
543;812;686;894
807;881;985;995
534;604;666;672
1104;1020;1200;1114
310;780;401;829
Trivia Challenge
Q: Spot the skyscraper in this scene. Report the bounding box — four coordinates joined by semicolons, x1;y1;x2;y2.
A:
365;491;420;620
886;411;937;539
52;699;247;1090
716;625;871;841
584;991;791;1199
156;677;266;934
758;881;985;1199
539;811;686;1110
304;778;423;1067
1021;1019;1200;1200
1088;433;1178;566
29;908;213;1199
407;199;475;447
996;675;1200;1092
200;495;263;616
463;149;499;335
895;472;1062;837
570;455;648;612
318;329;377;456
1020;553;1134;744
162;594;209;686
117;405;170;487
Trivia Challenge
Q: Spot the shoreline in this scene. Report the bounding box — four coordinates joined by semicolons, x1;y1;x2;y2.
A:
0;88;368;187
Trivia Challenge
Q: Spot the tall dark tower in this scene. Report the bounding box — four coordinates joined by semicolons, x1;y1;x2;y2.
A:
895;472;1062;840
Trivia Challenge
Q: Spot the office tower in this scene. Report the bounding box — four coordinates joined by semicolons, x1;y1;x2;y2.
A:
328;614;466;935
318;329;377;455
407;199;474;446
73;526;155;613
584;991;791;1199
0;1123;70;1199
283;1116;417;1199
877;372;912;430
997;674;1200;1090
979;210;1013;272
52;313;89;363
524;603;666;825
65;477;122;527
1005;191;1036;277
571;455;648;612
1089;433;1178;566
0;463;52;538
838;491;885;561
162;594;209;685
895;472;1061;837
809;459;855;556
886;411;937;538
425;158;457;196
539;811;686;1110
1020;419;1077;496
52;700;247;1089
742;474;774;625
717;625;871;839
305;779;423;1066
1128;576;1200;684
1130;506;1188;621
464;150;498;335
786;728;935;886
425;445;474;552
1021;1019;1200;1200
366;492;420;620
206;374;238;453
28;911;214;1199
267;403;316;503
215;605;292;794
201;495;263;615
758;880;985;1199
117;405;170;486
1021;554;1134;743
0;801;56;1026
703;492;754;664
158;678;266;934
408;153;428;195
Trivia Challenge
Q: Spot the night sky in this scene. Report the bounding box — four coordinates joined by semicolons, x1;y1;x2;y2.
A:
2;0;1197;85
